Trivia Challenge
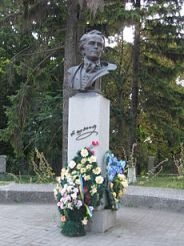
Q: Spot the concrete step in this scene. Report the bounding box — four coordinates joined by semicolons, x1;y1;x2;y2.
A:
0;183;184;212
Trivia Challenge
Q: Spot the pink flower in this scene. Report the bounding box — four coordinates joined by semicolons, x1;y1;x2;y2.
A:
92;140;96;146
91;150;95;155
61;215;66;222
57;202;61;207
92;140;99;146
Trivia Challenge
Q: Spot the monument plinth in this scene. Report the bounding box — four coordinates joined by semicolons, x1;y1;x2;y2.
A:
68;92;109;174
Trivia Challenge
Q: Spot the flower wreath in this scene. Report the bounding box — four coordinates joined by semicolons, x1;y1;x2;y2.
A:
105;151;128;210
54;141;104;236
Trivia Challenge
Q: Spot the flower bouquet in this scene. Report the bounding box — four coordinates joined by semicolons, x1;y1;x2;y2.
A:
54;141;104;236
105;151;128;210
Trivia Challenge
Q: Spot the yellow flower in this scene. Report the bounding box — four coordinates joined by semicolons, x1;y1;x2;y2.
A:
92;167;101;175
81;168;86;174
77;164;82;170
121;180;128;188
95;175;104;184
110;182;114;189
60;168;68;179
118;191;123;198
81;148;89;157
118;174;126;181
112;192;116;198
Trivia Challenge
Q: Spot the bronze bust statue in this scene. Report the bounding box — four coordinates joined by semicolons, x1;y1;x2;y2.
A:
67;30;117;92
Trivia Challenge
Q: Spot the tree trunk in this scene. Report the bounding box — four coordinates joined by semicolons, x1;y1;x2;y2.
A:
129;0;140;154
62;1;79;166
62;1;85;167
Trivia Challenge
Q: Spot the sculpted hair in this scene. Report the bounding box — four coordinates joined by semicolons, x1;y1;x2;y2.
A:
79;30;105;55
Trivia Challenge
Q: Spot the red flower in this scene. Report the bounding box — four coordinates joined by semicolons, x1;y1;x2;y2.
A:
84;186;90;204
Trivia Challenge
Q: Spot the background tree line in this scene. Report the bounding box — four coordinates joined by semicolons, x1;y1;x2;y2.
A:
0;0;183;175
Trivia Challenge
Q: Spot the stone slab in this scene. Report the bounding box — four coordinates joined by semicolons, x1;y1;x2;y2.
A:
86;209;117;233
68;92;110;173
0;184;184;213
0;155;6;173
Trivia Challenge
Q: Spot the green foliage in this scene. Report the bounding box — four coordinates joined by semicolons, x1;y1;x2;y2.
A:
0;0;65;174
61;214;86;237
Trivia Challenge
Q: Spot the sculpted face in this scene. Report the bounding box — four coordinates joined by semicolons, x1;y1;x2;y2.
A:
83;35;104;61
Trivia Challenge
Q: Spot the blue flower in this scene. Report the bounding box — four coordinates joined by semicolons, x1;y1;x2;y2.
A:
105;151;127;182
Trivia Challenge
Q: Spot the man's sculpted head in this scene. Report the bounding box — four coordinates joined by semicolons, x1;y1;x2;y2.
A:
79;30;105;61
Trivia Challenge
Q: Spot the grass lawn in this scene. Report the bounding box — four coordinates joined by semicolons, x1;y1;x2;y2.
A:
0;181;10;186
0;173;56;184
134;175;184;189
1;173;184;189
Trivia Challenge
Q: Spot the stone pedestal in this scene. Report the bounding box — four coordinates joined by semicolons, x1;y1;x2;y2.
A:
68;92;116;232
0;155;6;173
148;156;155;172
68;92;109;173
128;167;137;184
86;209;117;233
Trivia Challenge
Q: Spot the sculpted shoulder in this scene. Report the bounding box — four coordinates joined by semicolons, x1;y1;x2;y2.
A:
67;65;81;86
67;65;80;75
101;61;117;71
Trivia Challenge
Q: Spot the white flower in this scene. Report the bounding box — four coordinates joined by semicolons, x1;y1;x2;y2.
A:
81;148;89;157
71;192;77;200
95;176;104;184
76;200;83;208
72;170;77;175
73;187;79;193
86;164;92;170
121;180;128;188
67;203;73;210
56;176;61;182
89;155;97;163
67;186;73;192
68;160;76;169
92;167;101;175
84;175;91;181
53;188;58;199
75;178;80;185
60;168;68;179
81;158;86;164
118;174;126;181
77;163;82;169
81;217;88;225
90;187;97;195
